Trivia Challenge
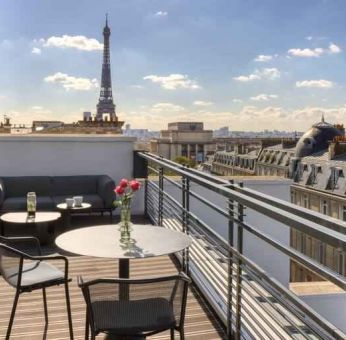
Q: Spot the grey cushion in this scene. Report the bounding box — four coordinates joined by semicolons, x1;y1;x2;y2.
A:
5;261;64;287
51;176;98;196
53;194;104;209
2;177;52;197
2;196;54;211
97;176;116;208
92;298;175;334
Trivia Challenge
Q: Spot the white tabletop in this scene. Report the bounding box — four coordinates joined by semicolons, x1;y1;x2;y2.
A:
0;212;61;224
56;202;92;210
56;224;191;259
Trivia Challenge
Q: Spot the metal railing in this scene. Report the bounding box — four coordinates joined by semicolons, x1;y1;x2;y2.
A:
137;151;346;340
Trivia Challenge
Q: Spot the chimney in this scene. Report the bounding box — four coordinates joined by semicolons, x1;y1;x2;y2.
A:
329;136;346;159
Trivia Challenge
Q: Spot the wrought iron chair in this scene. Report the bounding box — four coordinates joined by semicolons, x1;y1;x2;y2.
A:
0;236;74;340
78;273;190;339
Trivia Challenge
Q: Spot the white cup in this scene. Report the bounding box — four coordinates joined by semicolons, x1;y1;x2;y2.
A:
66;198;75;208
73;196;83;207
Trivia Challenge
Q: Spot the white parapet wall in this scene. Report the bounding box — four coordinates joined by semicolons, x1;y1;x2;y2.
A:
0;134;144;213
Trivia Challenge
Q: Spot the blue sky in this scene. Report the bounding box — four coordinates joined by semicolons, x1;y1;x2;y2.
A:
0;0;345;131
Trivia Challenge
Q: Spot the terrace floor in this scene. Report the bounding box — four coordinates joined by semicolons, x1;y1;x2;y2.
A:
0;215;226;339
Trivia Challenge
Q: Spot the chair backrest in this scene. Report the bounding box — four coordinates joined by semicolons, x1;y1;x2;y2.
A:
78;273;190;332
0;243;24;288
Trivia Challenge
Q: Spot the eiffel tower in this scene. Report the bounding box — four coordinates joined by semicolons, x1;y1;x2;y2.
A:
96;14;117;121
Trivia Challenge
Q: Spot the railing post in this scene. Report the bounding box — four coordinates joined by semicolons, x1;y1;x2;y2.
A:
181;171;190;273
144;177;148;218
158;167;164;226
185;176;190;275
235;182;244;339
227;179;234;339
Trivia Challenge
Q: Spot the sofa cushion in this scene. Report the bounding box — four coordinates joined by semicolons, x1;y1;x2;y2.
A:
2;196;54;211
53;194;104;209
51;176;98;196
2;177;52;198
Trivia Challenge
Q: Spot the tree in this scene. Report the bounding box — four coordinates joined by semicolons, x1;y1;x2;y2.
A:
173;156;196;168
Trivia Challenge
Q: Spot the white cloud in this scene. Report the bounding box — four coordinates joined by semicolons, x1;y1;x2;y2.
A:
143;74;201;90
295;79;334;89
31;47;41;54
155;11;168;16
288;47;324;57
44;72;99;91
260;68;280;80
250;94;278;101
329;43;341;54
151;103;185;112
288;43;341;57
254;54;273;62
233;74;260;82
232;99;243;103
117;103;346;131
233;68;280;82
130;85;143;89
43;35;103;51
193;100;213;106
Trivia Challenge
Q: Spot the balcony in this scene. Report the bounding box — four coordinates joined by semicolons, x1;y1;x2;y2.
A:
0;135;345;339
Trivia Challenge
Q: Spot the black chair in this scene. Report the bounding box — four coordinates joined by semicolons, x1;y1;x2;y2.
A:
78;273;190;339
0;236;74;339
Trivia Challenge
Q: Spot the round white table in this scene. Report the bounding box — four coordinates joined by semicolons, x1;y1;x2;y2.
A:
0;211;61;243
56;202;92;228
55;224;191;278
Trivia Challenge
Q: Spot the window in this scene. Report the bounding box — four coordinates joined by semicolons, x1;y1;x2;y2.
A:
321;200;328;215
329;167;343;190
338;252;344;275
342;206;346;221
309;165;317;185
302;194;309;208
319;241;325;264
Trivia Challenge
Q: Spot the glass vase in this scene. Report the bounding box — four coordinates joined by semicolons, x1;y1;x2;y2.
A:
119;205;133;244
27;192;36;218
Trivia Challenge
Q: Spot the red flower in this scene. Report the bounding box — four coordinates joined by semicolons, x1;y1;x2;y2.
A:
115;185;125;195
130;180;140;191
119;178;128;188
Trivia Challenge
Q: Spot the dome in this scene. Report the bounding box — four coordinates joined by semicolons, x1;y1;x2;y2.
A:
295;118;344;158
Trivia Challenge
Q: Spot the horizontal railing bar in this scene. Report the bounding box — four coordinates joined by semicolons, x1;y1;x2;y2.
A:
188;218;229;257
187;187;238;218
242;263;342;339
238;283;296;340
239;275;313;339
140;152;346;250
143;152;346;338
233;182;346;235
162;174;183;189
147;165;159;174
238;297;288;339
144;151;346;236
238;221;346;289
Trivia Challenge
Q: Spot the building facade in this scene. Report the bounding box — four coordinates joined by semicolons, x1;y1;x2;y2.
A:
290;137;346;282
150;122;215;162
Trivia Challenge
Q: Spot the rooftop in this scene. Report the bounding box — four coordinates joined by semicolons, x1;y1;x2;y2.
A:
0;136;345;339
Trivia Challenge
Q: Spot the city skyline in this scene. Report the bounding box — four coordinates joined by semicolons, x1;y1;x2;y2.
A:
0;0;346;131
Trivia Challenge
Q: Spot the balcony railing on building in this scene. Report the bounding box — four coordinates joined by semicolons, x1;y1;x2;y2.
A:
135;151;346;340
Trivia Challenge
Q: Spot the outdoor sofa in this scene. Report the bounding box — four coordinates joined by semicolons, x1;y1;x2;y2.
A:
0;175;115;215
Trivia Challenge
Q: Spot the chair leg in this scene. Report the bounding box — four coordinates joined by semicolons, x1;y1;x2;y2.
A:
85;309;89;340
64;281;74;340
42;287;49;325
170;328;175;339
6;290;20;340
180;328;185;340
